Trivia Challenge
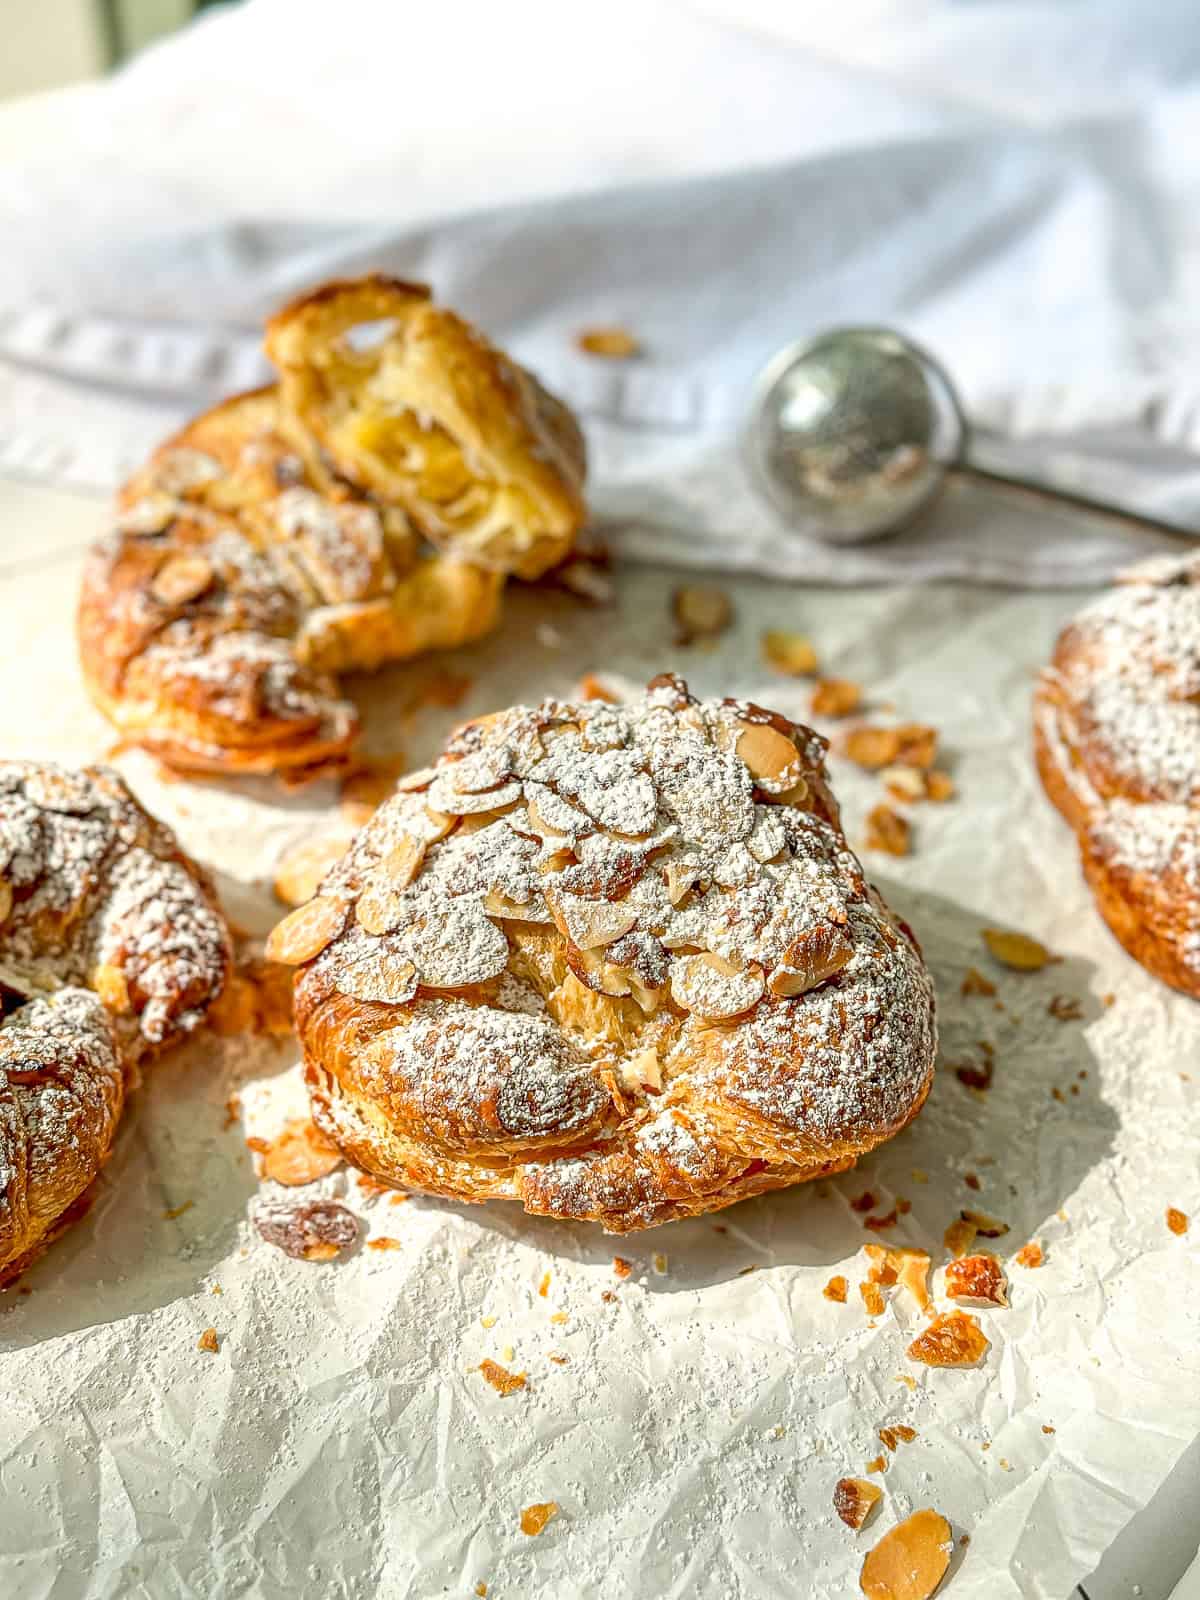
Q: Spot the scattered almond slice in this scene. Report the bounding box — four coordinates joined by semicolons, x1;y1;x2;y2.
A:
152;553;214;606
265;895;348;965
274;831;352;907
1014;1240;1044;1268
519;1501;560;1537
1167;1207;1190;1236
982;928;1056;971
866;804;910;857
673;585;733;644
945;1253;1008;1308
811;678;862;718
943;1218;978;1258
961;1208;1009;1239
734;720;804;790
479;1360;527;1397
577;326;639;359
834;1477;882;1531
880;765;926;803
907;1311;990;1368
860;1508;952;1600
260;1117;344;1186
196;1327;220;1354
762;630;818;677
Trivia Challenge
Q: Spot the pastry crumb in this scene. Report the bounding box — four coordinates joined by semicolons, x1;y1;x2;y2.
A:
1167;1207;1189;1236
810;678;861;718
612;1257;633;1279
833;1475;881;1530
960;967;997;998
577;326;639;359
762;630;818;677
519;1500;559;1536
196;1327;220;1354
823;1275;848;1303
479;1360;527;1397
907;1311;990;1368
860;1508;952;1600
865;804;910;857
982;927;1058;971
366;1237;401;1251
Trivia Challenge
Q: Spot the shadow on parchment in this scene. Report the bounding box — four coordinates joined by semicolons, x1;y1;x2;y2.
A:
389;874;1120;1293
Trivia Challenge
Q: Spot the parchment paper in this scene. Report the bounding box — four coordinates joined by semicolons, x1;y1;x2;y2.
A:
1;555;1197;1600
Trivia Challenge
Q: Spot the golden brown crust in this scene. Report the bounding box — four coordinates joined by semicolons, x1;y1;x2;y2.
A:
1034;551;1200;996
281;676;937;1231
265;274;587;581
79;385;503;776
0;762;231;1280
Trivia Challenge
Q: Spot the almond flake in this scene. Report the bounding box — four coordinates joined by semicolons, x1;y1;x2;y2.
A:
982;928;1055;971
834;1476;881;1531
860;1508;951;1600
735;720;803;789
577;326;639;358
547;889;638;950
274;831;351;907
907;1311;990;1368
260;1117;344;1186
961;1208;1009;1238
335;948;419;1005
944;1218;978;1258
865;804;910;857
152;553;214;606
880;765;926;803
673;585;733;643
761;630;818;677
769;922;853;997
670;953;765;1019
811;678;861;718
427;775;522;816
265;895;348;964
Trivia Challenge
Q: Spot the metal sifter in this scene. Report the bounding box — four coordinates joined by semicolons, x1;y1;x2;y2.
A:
744;326;1190;548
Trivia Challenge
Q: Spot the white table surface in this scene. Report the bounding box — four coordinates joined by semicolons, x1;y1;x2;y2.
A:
0;471;1196;1599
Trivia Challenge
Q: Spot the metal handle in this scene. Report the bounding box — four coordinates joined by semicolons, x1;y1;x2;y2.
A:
950;461;1196;546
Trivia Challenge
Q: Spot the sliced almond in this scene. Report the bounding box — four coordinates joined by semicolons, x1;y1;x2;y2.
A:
427;775;523;816
577;326;639;359
673;585;733;643
960;1208;1009;1238
768;922;853;998
860;1508;951;1600
422;806;459;842
620;1045;663;1094
395;765;438;793
865;804;910;857
880;765;926;803
761;630;818;677
92;962;131;1013
982;928;1055;971
546;888;638;951
565;943;632;998
265;895;348;965
843;727;901;770
735;720;803;790
671;953;765;1019
151;553;214;606
810;678;862;718
664;859;702;906
274;832;351;907
483;887;552;923
335;949;419;1005
260;1117;343;1186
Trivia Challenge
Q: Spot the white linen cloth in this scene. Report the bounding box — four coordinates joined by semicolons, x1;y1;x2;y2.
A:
5;0;1200;583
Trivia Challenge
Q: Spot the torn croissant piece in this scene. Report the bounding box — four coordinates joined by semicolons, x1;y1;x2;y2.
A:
279;674;937;1232
79;383;504;775
1034;549;1200;996
78;277;587;777
0;762;230;1283
265;275;587;581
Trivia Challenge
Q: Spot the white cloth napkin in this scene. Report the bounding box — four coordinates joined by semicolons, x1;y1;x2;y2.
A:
5;0;1200;584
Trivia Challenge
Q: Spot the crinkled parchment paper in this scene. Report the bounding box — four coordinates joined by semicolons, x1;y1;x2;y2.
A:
1;555;1197;1600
